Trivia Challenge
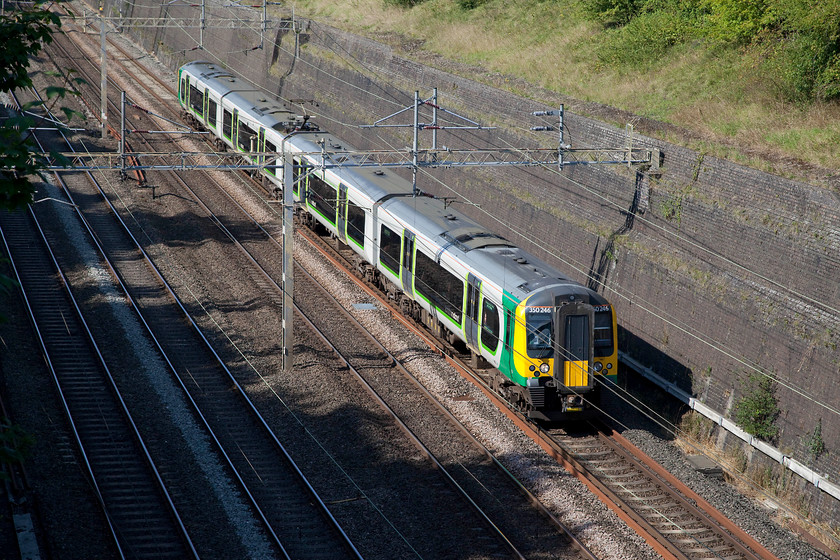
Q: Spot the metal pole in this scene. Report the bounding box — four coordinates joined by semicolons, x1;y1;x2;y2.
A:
626;123;633;170
281;150;294;372
100;1;108;139
412;90;419;196
261;0;266;50
558;104;564;171
120;91;126;179
200;0;205;49
432;88;438;150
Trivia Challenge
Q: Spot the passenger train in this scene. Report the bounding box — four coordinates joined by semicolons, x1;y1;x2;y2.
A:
178;60;618;421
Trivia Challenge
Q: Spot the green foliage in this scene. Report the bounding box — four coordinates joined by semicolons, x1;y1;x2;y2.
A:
583;0;840;101
702;0;772;44
761;32;840;102
734;372;780;442
0;4;61;92
600;10;696;66
803;418;825;461
584;0;641;27
457;0;488;9
0;419;35;479
0;1;76;211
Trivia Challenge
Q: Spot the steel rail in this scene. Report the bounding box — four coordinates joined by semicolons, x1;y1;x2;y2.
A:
50;14;760;557
0;211;127;559
271;209;785;560
605;427;780;560
152;147;521;558
159;133;599;558
294;229;600;560
6;87;199;559
39;29;364;559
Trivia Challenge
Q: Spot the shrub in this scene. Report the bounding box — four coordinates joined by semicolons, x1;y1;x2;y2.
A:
457;0;488;9
734;372;780;442
702;0;772;44
597;10;697;66
584;0;641;27
803;419;825;461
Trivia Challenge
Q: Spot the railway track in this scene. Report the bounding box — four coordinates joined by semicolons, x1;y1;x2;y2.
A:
547;424;777;560
13;43;362;558
30;13;569;559
126;108;599;557
45;13;618;557
0;206;196;559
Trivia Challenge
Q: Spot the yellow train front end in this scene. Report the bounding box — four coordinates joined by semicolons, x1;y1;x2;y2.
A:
508;291;617;422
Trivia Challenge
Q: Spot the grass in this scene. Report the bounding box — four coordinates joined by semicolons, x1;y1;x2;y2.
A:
289;0;840;184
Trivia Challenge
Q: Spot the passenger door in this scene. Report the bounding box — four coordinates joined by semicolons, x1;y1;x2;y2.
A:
553;301;595;390
465;274;482;349
401;231;415;297
336;184;348;243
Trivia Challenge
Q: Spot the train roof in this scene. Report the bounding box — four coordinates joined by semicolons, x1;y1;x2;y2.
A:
182;61;305;131
288;131;602;303
288;132;412;202
180;61;607;307
377;193;601;302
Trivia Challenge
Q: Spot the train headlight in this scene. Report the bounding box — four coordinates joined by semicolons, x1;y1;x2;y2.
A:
593;361;603;372
539;363;550;374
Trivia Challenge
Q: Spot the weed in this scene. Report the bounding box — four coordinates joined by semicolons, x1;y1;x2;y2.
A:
803;419;825;462
679;410;715;444
726;443;748;473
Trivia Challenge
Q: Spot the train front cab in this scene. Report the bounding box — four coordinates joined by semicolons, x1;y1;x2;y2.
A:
512;297;617;422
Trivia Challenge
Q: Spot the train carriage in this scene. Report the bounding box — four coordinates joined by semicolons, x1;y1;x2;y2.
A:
179;61;619;422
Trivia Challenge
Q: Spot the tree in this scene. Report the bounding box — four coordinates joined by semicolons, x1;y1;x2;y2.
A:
0;0;82;211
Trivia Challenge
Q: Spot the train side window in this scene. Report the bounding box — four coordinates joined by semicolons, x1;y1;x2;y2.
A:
264;140;277;176
379;224;400;274
238;122;257;154
189;83;203;116
480;298;500;353
207;98;218;129
222;109;233;140
414;250;463;324
308;173;336;225
346;200;366;248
